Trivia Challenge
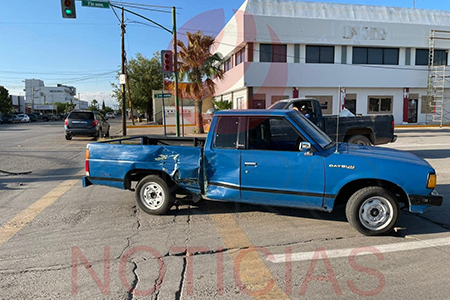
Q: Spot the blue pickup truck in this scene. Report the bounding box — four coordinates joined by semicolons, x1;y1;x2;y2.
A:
83;110;443;235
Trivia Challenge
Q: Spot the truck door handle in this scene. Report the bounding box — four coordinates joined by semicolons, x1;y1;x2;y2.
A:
244;162;257;167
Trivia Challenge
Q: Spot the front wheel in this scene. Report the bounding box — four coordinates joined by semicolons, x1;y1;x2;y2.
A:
346;186;399;236
135;175;174;215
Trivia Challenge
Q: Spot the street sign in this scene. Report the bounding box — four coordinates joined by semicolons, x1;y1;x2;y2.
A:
81;0;110;9
155;93;172;98
119;74;126;85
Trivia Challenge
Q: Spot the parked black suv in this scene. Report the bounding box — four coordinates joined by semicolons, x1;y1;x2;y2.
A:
64;110;110;140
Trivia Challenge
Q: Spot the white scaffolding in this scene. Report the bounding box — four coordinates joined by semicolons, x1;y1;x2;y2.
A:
427;30;450;127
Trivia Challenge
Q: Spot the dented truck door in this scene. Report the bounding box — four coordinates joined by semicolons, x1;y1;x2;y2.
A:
203;116;244;201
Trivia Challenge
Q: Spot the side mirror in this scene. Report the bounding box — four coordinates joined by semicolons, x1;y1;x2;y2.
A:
299;142;313;156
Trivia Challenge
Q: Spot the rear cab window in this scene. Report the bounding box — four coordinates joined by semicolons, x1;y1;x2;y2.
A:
213;117;242;149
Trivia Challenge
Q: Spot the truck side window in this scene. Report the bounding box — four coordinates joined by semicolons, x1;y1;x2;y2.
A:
214;117;240;149
248;117;302;151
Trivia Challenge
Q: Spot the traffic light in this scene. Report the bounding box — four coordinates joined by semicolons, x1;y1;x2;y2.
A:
161;50;173;74
61;0;76;19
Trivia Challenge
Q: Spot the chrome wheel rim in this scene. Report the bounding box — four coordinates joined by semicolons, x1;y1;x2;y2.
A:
140;182;165;210
359;196;394;231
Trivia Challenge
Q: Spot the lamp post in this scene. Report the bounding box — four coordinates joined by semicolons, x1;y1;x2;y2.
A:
31;87;42;113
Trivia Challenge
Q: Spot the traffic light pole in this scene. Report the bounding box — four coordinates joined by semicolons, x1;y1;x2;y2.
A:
121;7;127;137
172;6;181;137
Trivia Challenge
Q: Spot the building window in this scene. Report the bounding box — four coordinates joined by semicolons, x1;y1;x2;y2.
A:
260;44;287;63
271;95;289;105
345;94;357;114
352;47;399;65
368;96;393;114
306;46;334;63
420;95;433;113
235;48;245;66
416;49;448;66
224;58;232;72
306;95;333;115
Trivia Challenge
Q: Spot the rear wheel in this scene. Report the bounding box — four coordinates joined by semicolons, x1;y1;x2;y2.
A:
135;175;174;215
347;135;371;146
95;128;101;140
65;134;72;140
346;186;399;236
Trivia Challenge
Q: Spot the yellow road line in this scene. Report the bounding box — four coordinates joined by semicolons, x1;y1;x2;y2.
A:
0;180;78;246
210;214;290;299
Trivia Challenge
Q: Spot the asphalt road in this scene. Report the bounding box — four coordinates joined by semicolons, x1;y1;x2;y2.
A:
0;121;449;300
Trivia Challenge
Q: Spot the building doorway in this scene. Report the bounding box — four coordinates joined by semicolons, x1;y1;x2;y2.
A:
408;99;418;123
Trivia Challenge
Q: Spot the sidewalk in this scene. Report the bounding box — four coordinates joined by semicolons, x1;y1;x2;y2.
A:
111;119;207;138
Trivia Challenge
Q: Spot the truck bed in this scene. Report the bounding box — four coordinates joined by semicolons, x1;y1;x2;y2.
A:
97;135;206;147
86;136;204;193
323;115;394;145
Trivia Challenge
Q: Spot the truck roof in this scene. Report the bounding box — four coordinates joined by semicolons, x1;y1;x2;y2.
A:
214;109;296;117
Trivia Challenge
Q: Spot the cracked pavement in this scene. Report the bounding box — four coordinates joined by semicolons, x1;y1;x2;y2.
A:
0;122;450;299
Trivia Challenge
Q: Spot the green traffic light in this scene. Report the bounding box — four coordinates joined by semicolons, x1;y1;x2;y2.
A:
65;8;73;15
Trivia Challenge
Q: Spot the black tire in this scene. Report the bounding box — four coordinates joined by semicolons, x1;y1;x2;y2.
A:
65;134;72;140
347;135;371;146
346;186;399;236
135;175;174;215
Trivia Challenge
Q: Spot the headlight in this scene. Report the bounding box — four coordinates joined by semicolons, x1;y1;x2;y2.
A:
427;173;437;189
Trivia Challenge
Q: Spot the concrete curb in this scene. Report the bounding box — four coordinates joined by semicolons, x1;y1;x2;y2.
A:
127;124;196;129
395;124;450;128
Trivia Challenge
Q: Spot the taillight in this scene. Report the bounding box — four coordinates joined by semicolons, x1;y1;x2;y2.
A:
85;149;90;176
65;118;68;126
391;120;395;132
93;120;98;127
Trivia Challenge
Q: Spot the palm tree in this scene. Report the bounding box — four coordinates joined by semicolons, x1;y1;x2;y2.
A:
177;31;224;133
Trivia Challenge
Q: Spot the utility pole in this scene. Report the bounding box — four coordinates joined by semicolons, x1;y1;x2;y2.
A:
172;6;180;137
121;7;127;137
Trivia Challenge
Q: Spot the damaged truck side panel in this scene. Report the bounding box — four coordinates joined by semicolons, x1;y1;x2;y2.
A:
86;143;203;194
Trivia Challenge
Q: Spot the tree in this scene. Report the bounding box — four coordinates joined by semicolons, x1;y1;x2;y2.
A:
112;52;164;121
177;31;224;133
102;100;106;111
213;99;232;110
91;99;98;109
0;86;12;116
53;102;75;114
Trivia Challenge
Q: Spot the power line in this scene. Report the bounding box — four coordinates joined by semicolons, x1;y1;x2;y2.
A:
109;1;181;9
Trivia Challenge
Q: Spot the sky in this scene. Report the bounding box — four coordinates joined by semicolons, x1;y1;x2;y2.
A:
1;0;450;108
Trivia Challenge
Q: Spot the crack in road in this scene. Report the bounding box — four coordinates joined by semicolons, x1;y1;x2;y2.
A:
127;261;139;300
175;205;191;300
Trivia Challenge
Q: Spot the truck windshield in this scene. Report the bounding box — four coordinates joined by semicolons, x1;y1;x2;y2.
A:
290;113;334;149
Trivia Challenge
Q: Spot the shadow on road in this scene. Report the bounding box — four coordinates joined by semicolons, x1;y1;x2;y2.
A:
0;167;84;190
170;185;450;237
406;149;450;159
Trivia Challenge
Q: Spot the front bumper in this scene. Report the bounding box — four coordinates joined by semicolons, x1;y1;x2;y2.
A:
408;190;443;213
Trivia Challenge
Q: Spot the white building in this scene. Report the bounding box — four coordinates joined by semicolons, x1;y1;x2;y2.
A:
212;0;450;124
9;95;26;112
24;79;84;112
